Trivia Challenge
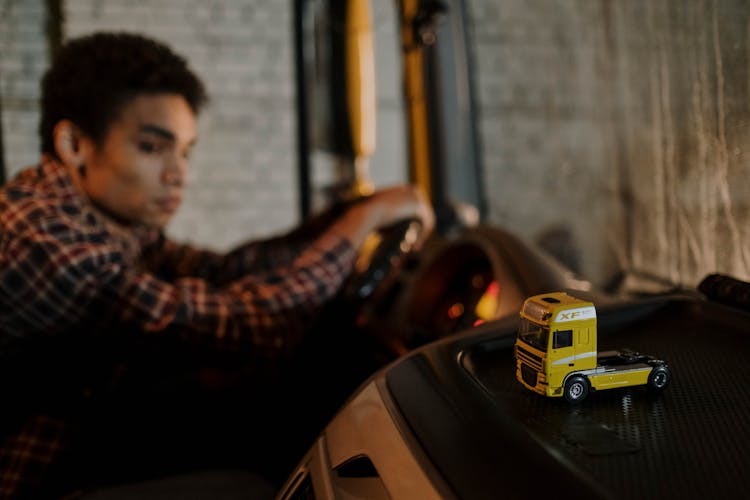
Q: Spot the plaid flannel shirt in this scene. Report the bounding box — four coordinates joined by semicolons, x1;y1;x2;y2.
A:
0;158;357;498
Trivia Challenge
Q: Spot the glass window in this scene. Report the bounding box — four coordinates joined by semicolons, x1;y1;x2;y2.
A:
518;318;549;350
553;329;573;349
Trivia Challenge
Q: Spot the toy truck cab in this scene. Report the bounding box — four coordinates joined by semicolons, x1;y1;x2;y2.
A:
514;292;670;402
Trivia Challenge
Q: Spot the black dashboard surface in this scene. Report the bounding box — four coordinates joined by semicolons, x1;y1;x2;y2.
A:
386;294;750;499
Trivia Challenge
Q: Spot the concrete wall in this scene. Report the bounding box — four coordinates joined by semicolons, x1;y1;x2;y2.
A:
2;0;749;289
470;0;750;287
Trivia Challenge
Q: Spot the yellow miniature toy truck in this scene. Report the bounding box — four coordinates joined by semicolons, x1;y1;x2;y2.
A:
514;292;670;403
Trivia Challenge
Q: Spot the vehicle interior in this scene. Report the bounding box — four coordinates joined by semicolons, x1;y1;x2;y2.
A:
2;0;749;499
277;1;750;498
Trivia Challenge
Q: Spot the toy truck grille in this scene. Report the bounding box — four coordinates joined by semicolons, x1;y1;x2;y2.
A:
515;344;542;371
515;344;544;390
520;363;538;387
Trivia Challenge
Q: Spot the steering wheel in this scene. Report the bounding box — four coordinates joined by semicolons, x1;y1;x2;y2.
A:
342;218;422;358
342;218;423;304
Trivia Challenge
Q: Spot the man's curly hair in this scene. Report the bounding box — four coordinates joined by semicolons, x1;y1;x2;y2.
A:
40;32;208;156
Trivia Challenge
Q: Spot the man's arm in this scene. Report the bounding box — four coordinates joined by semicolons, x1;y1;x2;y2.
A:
1;227;356;358
118;232;357;355
142;185;434;284
323;185;435;250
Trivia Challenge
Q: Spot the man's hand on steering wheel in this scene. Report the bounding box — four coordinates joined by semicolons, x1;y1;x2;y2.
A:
320;186;434;358
328;185;435;251
331;185;433;300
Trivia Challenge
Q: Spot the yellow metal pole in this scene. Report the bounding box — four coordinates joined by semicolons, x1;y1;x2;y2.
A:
399;0;433;202
346;0;376;196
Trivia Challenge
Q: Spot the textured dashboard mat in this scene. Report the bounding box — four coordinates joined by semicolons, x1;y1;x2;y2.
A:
462;297;750;499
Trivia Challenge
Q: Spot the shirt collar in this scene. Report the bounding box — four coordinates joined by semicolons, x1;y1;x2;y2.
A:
38;155;161;248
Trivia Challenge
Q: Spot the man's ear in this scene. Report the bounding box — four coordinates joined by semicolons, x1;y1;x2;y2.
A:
52;120;89;167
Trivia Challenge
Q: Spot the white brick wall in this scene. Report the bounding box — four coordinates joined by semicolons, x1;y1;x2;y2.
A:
0;0;48;178
469;0;618;283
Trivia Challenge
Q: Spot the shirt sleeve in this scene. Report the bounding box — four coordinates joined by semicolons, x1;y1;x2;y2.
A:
1;222;357;358
142;203;351;283
141;233;315;284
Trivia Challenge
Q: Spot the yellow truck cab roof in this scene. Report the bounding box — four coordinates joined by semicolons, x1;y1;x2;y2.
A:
519;292;596;326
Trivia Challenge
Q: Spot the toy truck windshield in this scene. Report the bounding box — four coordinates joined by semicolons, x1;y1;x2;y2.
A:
518;318;548;350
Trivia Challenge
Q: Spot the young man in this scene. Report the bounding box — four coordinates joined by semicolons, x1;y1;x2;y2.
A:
0;32;433;498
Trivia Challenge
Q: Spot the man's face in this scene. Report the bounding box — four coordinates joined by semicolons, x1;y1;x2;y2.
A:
82;93;197;228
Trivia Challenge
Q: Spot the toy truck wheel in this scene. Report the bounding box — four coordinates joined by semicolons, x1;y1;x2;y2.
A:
564;376;589;403
648;365;670;391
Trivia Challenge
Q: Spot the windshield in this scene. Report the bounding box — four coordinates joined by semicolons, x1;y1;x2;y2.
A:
518;318;549;350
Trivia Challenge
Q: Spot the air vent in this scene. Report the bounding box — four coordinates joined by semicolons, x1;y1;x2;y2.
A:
334;455;379;478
